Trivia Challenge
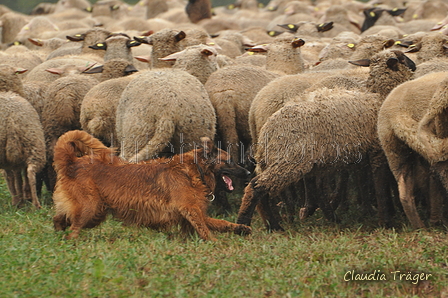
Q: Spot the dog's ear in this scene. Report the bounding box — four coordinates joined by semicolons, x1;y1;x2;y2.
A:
200;137;217;159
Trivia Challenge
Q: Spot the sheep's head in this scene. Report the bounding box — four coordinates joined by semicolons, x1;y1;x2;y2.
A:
349;50;416;96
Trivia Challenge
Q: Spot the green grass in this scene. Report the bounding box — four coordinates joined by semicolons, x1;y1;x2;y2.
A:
0;175;447;298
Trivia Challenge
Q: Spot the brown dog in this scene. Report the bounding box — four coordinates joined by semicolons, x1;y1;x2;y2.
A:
52;130;251;240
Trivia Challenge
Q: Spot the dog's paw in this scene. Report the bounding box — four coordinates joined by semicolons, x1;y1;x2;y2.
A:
234;224;252;236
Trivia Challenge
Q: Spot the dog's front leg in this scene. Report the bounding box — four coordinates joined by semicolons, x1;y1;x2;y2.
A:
178;207;216;241
206;217;252;236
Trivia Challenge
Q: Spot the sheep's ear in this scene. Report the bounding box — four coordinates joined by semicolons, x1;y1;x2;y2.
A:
394;40;412;48
125;65;138;74
175;31;186;42
405;43;421;53
159;49;185;61
291;38;305;48
393;51;416;71
83;65;104;74
242;36;256;47
316;22;333;32
361;8;382;32
201;48;215;57
134;36;151;45
15;68;27;74
28;38;43;46
247;44;269;52
386;57;399;71
89;43;107;50
127;39;141;48
277;23;299;32
66;33;86;42
386;8;406;17
8;41;22;47
141;30;153;36
134;55;151;63
267;30;283;37
45;68;65;75
348;59;371;67
383;39;395;48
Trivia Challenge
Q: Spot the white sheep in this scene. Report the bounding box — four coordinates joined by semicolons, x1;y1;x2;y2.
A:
0;91;46;208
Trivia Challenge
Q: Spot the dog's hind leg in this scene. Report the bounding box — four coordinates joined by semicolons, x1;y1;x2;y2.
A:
178;207;215;241
206;218;252;236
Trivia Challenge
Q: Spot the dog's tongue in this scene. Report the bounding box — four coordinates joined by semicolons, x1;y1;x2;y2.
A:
222;175;234;191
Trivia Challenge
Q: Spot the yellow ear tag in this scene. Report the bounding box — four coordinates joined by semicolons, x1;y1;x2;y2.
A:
75;34;82;37
24;26;29;30
248;51;254;55
370;12;376;17
140;1;144;5
228;4;235;9
268;31;275;36
268;6;275;10
208;42;215;45
14;41;20;45
86;7;92;12
413;14;418;19
97;43;104;47
392;7;398;11
314;7;319;11
347;43;355;48
395;41;401;45
288;24;295;29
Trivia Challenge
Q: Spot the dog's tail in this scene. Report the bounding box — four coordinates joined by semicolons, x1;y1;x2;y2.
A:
53;130;117;175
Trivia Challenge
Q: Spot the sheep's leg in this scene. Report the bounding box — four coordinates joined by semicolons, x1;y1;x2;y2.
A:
5;169;23;207
237;176;264;227
370;152;395;228
428;174;445;226
315;175;339;223
206;217;251;235
396;169;425;229
214;91;241;163
299;176;319;220
238;167;305;231
257;193;285;231
178;206;215;241
278;184;299;223
127;118;175;162
25;164;41;209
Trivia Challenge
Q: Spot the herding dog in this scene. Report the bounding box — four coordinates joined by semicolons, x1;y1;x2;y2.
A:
52;130;252;240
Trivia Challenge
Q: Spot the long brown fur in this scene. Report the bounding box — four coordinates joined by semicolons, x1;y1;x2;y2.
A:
52;130;251;240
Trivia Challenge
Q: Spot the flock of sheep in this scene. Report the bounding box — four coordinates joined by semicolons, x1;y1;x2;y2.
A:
1;0;448;232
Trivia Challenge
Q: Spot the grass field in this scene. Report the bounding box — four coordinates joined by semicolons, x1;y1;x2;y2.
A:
0;175;447;298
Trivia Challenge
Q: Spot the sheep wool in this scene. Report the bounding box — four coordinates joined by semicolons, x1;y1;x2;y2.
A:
116;69;216;162
0;91;46;208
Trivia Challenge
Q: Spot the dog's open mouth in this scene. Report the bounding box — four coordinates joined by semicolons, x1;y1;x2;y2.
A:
222;175;234;191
